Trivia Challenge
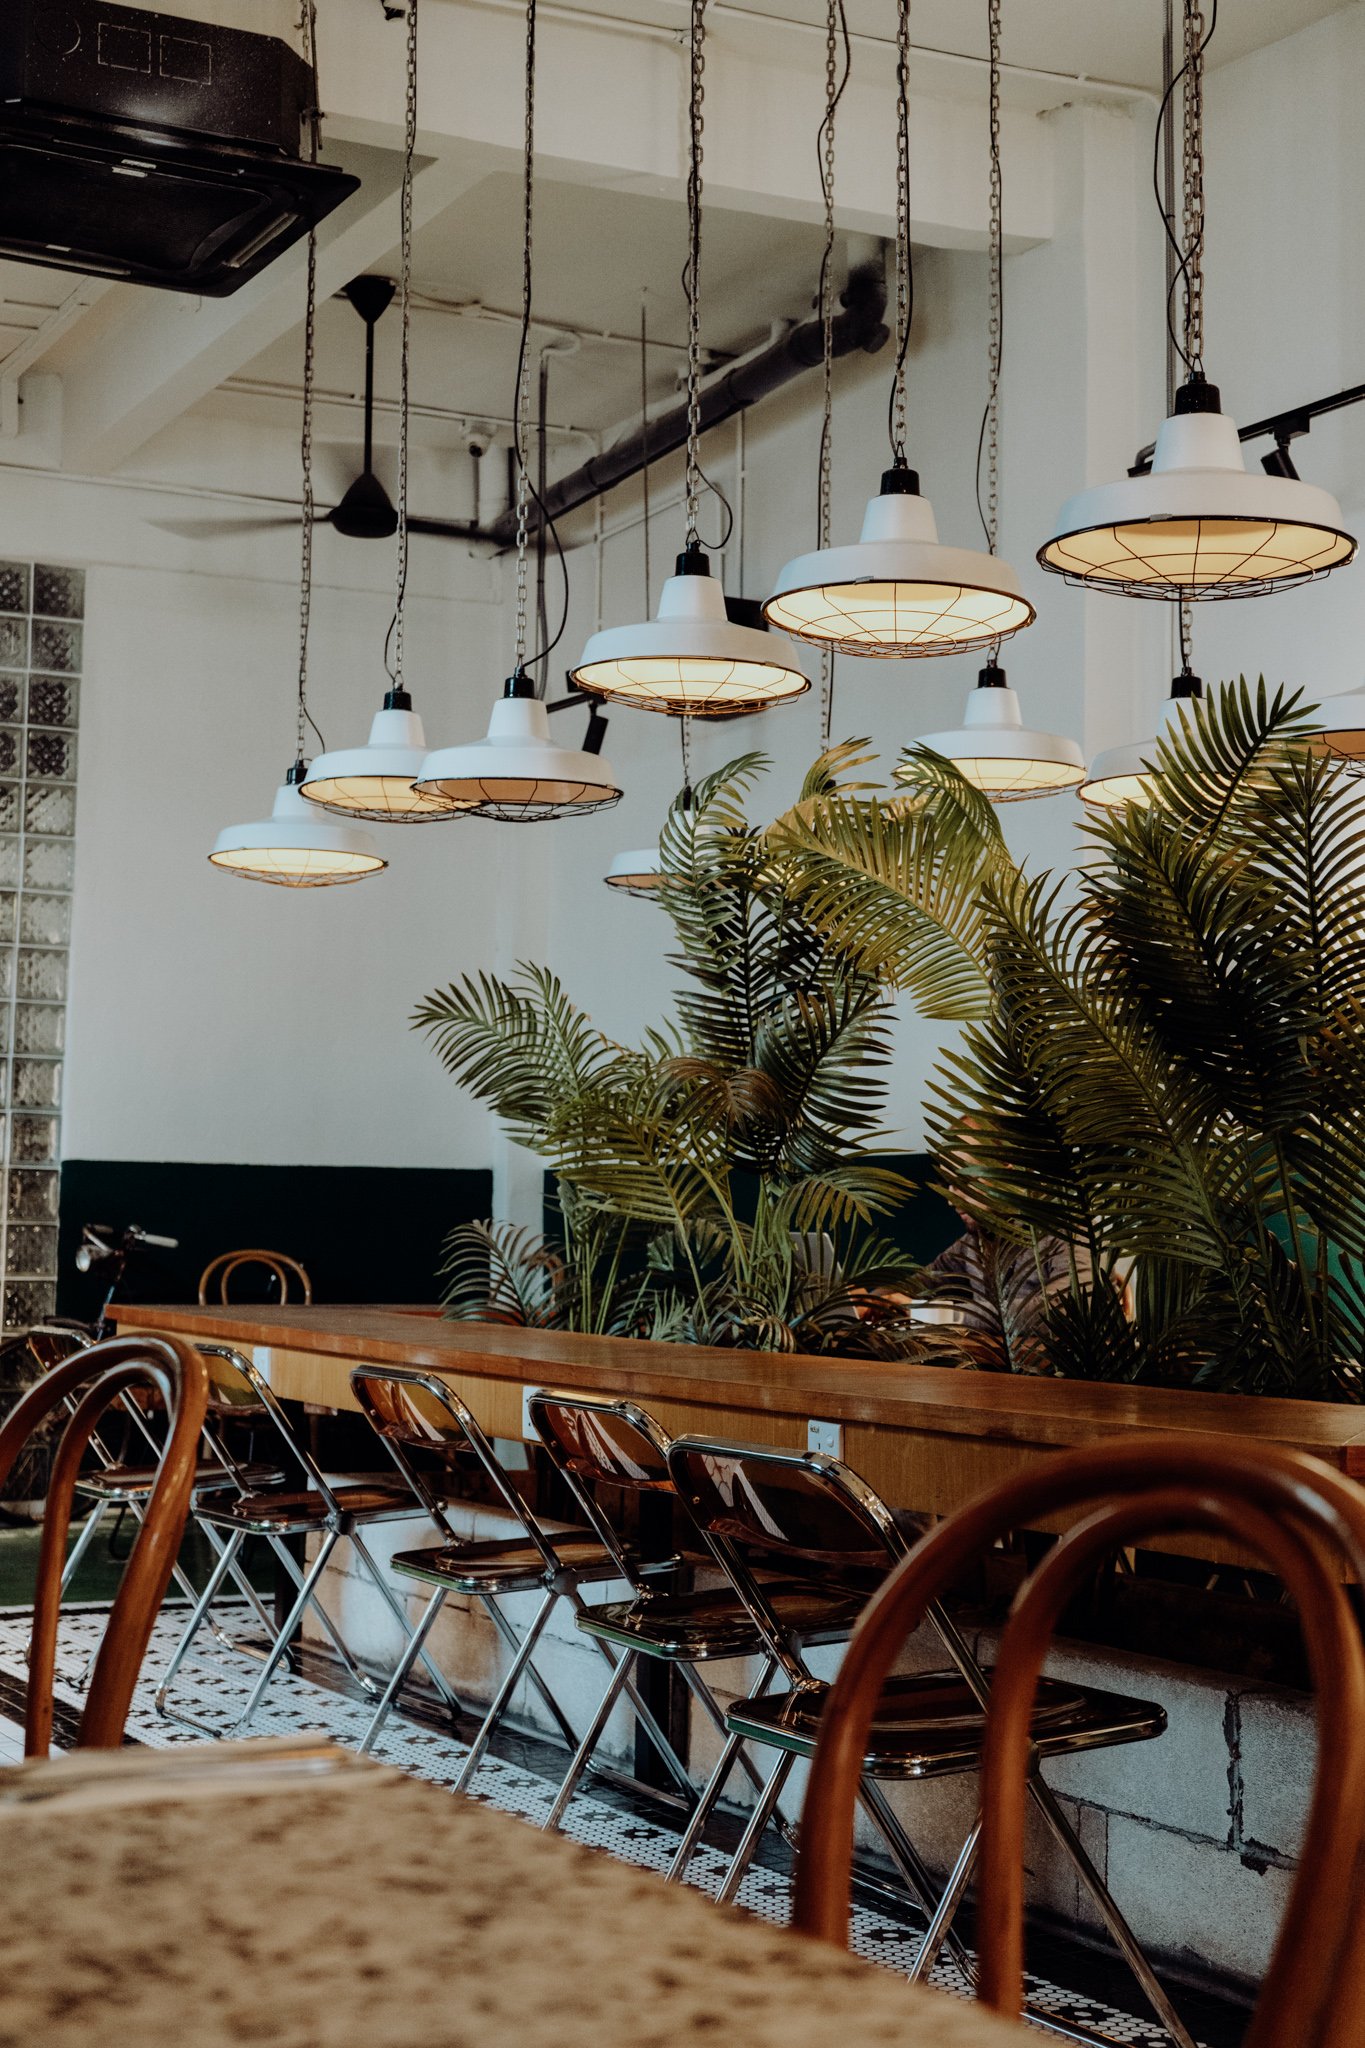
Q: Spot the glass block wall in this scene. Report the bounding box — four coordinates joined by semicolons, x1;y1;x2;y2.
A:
0;561;81;1332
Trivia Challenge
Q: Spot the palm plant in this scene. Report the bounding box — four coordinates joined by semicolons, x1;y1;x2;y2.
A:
772;682;1365;1400
417;752;926;1354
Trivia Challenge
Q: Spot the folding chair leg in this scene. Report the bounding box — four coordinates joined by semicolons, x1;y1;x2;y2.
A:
60;1500;108;1592
358;1586;448;1756
716;1750;795;1906
195;1521;279;1654
454;1588;558;1794
259;1533;378;1698
542;1647;636;1834
348;1529;465;1719
155;1529;248;1730
581;1622;695;1806
665;1654;779;1886
229;1532;340;1736
1029;1776;1196;2048
482;1593;580;1752
858;1777;977;1984
678;1660;792;1822
906;1813;979;1984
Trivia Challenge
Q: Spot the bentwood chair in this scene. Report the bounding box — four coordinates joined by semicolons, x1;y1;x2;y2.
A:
526;1388;868;1856
668;1436;1173;2034
350;1367;688;1797
794;1437;1365;2048
198;1249;313;1306
26;1321;282;1653
0;1333;208;1755
156;1345;462;1738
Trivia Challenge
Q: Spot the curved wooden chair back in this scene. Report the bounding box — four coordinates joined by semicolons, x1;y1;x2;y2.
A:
0;1334;209;1756
792;1436;1365;2048
198;1249;313;1307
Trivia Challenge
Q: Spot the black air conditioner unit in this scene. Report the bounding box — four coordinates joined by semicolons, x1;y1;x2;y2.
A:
0;1;360;296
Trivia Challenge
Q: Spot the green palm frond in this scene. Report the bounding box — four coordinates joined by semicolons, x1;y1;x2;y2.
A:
440;1220;564;1327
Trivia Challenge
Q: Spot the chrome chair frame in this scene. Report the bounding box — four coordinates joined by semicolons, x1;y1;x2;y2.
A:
668;1436;1185;2045
155;1346;465;1738
526;1387;862;1862
27;1323;281;1667
349;1366;693;1800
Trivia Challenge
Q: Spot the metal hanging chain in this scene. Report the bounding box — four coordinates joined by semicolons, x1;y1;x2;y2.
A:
887;0;913;465
640;295;652;612
298;0;321;163
512;0;538;675
679;713;693;799
386;0;418;692
1180;0;1206;375
1179;598;1194;674
683;0;706;546
294;0;323;762
816;0;849;751
981;0;1002;554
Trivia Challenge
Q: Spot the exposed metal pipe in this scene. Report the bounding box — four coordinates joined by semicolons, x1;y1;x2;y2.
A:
480;258;889;548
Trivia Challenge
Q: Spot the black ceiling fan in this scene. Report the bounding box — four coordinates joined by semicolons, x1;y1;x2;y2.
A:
152;275;475;543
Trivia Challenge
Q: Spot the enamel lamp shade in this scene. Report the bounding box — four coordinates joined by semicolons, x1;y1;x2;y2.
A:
572;547;808;716
763;465;1034;660
300;692;464;820
415;679;621;822
1309;686;1365;766
604;848;665;895
209;762;386;884
1079;678;1201;810
914;664;1084;802
1040;378;1356;601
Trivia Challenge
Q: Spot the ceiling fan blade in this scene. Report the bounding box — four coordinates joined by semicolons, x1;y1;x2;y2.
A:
145;513;305;540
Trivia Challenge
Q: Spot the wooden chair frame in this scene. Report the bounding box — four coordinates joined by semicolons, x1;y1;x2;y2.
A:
0;1334;208;1755
793;1436;1365;2048
198;1250;313;1307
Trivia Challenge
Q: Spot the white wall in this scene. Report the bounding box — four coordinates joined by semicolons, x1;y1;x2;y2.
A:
8;4;1360;1194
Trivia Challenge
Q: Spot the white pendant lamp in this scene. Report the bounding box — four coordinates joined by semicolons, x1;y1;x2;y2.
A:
416;677;620;822
211;763;385;884
571;1;808;718
916;664;1084;802
1079;672;1201;810
301;3;459;826
1040;378;1354;601
1040;4;1354;603
604;848;664;896
1310;687;1365;767
574;546;808;716
764;0;1034;663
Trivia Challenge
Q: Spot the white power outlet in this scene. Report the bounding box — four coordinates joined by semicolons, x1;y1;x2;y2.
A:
806;1418;843;1458
521;1385;537;1440
252;1345;273;1385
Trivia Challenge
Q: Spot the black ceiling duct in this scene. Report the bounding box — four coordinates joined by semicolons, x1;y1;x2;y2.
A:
0;1;359;297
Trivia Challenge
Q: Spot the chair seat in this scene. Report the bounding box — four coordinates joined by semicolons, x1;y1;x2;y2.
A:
390;1531;620;1595
77;1461;284;1502
578;1579;870;1661
726;1670;1167;1779
195;1481;415;1535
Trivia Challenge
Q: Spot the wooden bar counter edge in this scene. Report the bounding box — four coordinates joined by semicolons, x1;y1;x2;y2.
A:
112;1302;1365;1571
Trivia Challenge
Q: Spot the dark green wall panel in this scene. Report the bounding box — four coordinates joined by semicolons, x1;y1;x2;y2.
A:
57;1161;491;1318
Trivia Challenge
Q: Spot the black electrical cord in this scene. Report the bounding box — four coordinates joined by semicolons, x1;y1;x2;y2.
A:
1153;0;1219;380
886;0;914;462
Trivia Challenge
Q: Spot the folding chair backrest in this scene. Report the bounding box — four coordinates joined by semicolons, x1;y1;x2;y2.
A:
527;1389;675;1585
351;1366;562;1572
195;1344;338;1505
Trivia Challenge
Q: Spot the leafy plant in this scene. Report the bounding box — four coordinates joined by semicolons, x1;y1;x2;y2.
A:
773;682;1365;1400
418;751;928;1355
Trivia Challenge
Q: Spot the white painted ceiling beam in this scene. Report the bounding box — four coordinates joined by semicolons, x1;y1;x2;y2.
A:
50;0;1058;476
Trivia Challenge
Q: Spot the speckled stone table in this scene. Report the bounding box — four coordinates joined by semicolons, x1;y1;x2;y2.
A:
0;1758;1034;2048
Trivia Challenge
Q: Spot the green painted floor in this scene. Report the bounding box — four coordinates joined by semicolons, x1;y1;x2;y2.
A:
0;1518;273;1607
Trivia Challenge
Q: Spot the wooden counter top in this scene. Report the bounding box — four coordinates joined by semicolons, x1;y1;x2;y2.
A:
113;1300;1365;1472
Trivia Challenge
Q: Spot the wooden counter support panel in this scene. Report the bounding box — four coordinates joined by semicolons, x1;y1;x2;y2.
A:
112;1304;1365;1567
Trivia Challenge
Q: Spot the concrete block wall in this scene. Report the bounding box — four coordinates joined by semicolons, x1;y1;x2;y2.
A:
305;1539;1312;1993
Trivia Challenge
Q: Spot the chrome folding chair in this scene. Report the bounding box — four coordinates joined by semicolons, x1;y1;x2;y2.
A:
668;1436;1171;2017
527;1388;868;1860
156;1345;464;1738
350;1367;690;1800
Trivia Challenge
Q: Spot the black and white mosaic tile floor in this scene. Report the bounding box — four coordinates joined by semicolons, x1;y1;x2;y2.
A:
0;1604;1211;2048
